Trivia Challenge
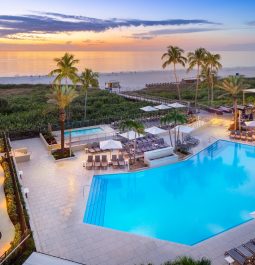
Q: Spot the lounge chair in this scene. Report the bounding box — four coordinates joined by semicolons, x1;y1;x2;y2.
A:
235;131;241;140
94;155;101;169
229;131;236;140
111;155;119;168
225;249;246;265
118;155;125;167
86;155;94;170
236;245;253;259
247;132;253;142
241;132;247;141
101;155;108;169
244;241;255;254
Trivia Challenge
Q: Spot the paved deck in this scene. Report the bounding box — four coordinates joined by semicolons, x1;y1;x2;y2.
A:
12;122;255;265
0;164;15;256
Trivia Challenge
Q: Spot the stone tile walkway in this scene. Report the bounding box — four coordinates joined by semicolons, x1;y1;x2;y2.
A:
0;165;15;256
11;123;255;265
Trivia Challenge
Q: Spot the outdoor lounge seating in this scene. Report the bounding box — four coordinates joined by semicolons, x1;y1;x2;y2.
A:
111;155;119;168
101;155;108;169
183;135;200;147
118;155;125;167
225;239;255;264
94;155;101;169
86;155;94;170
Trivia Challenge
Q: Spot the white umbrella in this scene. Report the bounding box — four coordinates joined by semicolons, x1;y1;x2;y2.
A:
168;102;186;108
100;139;122;150
154;104;171;110
145;126;167;135
120;130;144;140
140;106;158;112
175;125;194;134
245;121;255;127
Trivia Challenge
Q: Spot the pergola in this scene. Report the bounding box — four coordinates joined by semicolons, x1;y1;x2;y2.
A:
243;89;255;105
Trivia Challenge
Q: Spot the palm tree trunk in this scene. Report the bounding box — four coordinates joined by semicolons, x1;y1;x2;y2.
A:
211;71;214;104
173;64;181;100
84;91;88;120
60;108;66;152
195;65;200;109
234;97;237;131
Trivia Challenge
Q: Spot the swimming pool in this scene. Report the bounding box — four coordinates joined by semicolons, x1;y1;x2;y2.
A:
84;140;255;245
64;127;103;138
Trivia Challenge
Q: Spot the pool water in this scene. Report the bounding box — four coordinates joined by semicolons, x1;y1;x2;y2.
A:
64;127;103;138
84;140;255;245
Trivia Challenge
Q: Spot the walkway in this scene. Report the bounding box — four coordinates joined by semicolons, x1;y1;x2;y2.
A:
0;164;15;257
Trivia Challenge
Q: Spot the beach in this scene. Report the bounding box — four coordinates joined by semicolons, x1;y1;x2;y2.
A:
0;66;255;91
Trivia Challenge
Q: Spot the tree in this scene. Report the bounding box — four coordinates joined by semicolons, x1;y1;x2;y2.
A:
49;53;79;85
162;46;187;100
187;48;207;108
160;109;187;148
119;120;144;163
79;68;99;120
204;52;222;104
217;76;249;130
47;85;78;153
163;256;211;265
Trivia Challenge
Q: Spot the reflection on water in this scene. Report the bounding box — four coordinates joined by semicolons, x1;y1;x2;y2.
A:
0;51;255;77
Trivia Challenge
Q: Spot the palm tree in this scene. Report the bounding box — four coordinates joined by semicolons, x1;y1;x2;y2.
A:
119;119;144;163
47;85;78;153
200;65;213;104
162;46;187;100
160;109;187;148
204;52;222;104
187;48;207;108
49;52;79;85
79;68;99;120
163;256;211;265
217;76;249;130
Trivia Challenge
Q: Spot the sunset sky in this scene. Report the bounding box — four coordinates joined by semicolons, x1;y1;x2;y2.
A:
1;0;255;51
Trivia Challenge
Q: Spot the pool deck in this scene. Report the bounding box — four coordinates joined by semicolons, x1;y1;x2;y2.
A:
12;119;255;265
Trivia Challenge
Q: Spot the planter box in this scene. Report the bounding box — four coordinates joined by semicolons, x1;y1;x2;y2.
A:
40;133;60;151
52;155;76;163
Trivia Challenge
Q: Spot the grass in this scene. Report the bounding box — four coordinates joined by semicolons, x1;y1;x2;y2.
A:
0;84;150;134
126;77;255;107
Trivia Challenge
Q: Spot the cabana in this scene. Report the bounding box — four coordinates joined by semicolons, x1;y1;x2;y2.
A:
100;139;122;150
145;126;167;135
168;102;186;108
245;121;255;128
175;125;194;134
140;106;158;112
154;104;171;110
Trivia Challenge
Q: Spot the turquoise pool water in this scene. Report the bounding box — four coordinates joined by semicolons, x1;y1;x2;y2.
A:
64;127;103;138
84;140;255;245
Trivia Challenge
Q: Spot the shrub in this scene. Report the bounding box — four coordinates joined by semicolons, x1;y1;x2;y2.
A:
52;148;74;160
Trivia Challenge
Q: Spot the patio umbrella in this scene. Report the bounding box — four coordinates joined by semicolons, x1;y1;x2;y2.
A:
145;126;167;135
175;125;194;134
140;106;158;112
154;104;171;110
100;139;122;150
120;130;144;140
245;121;255;127
168;102;186;108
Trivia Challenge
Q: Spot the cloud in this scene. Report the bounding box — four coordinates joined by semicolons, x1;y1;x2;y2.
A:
127;27;221;40
0;12;220;38
247;21;255;26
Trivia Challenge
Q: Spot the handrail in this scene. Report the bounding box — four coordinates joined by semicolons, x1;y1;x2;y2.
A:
0;234;31;265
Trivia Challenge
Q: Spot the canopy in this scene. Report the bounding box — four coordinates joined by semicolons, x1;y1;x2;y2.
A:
168;102;186;108
154;104;171;110
100;139;122;150
245;121;255;127
140;106;158;112
243;88;255;105
120;130;144;140
145;126;167;135
175;125;194;134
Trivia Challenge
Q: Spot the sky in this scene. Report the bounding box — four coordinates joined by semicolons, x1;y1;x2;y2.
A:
1;0;255;51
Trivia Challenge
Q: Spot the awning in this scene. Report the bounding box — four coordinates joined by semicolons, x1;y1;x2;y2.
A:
175;125;194;134
245;121;255;127
140;106;158;112
145;126;167;135
154;104;171;110
100;139;122;150
168;102;186;108
120;130;144;140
